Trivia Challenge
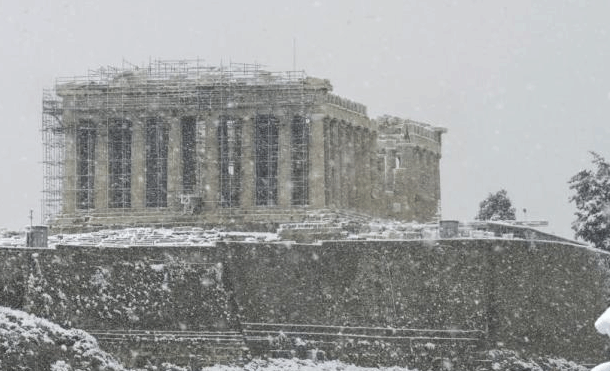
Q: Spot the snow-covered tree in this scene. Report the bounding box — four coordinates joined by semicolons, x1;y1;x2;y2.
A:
475;189;516;221
569;152;610;250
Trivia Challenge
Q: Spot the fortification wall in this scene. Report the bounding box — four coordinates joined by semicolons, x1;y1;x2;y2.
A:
1;239;609;365
226;239;610;364
0;245;243;367
486;240;610;361
226;240;488;330
0;246;236;331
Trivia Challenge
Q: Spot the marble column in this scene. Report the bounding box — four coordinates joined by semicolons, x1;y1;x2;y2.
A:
322;118;331;207
94;120;108;211
195;117;206;197
331;120;341;208
167;117;182;210
240;113;254;208
130;118;145;210
353;127;363;211
62;108;77;214
308;113;326;209
368;130;380;216
203;116;219;210
346;124;356;209
339;122;348;208
277;114;291;208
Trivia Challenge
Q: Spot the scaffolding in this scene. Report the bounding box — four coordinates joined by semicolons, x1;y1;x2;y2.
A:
53;59;315;112
42;59;317;223
42;89;64;224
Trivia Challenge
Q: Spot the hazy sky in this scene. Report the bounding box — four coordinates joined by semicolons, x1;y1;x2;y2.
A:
1;0;609;238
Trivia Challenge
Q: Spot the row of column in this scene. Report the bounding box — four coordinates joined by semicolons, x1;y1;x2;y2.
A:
322;118;376;213
63;115;183;213
63;112;327;214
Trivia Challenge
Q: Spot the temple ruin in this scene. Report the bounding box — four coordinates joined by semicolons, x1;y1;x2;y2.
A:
42;60;445;230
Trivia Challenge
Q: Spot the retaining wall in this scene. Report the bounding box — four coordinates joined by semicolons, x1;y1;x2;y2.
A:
0;245;236;331
225;239;610;363
1;238;609;365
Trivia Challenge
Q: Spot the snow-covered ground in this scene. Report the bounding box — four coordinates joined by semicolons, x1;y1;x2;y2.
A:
47;227;280;247
201;358;416;371
0;227;281;248
0;219;551;249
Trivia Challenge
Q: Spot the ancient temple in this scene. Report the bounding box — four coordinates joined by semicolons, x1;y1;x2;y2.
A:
42;60;445;230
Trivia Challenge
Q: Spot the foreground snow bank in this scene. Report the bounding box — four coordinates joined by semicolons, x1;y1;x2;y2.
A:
201;358;417;371
487;349;588;371
596;307;610;336
592;363;610;371
0;306;126;371
593;308;610;371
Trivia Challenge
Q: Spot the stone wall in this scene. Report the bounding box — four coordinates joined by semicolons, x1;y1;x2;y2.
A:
95;333;246;369
226;240;610;364
486;240;610;361
1;238;609;365
226;240;487;330
0;245;243;368
374;116;445;222
0;246;236;332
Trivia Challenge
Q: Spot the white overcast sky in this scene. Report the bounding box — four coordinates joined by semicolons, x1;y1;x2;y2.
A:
1;0;609;239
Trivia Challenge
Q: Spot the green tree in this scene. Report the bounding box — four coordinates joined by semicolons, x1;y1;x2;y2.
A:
475;189;516;221
569;152;610;250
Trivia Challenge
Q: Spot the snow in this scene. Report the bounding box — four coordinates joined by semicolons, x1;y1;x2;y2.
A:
150;263;165;272
592;363;610;371
0;217;577;250
593;308;610;371
201;358;417;371
43;227;280;248
0;306;125;370
595;307;610;336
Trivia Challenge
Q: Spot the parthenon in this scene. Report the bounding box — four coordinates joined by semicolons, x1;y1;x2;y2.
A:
42;60;445;230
